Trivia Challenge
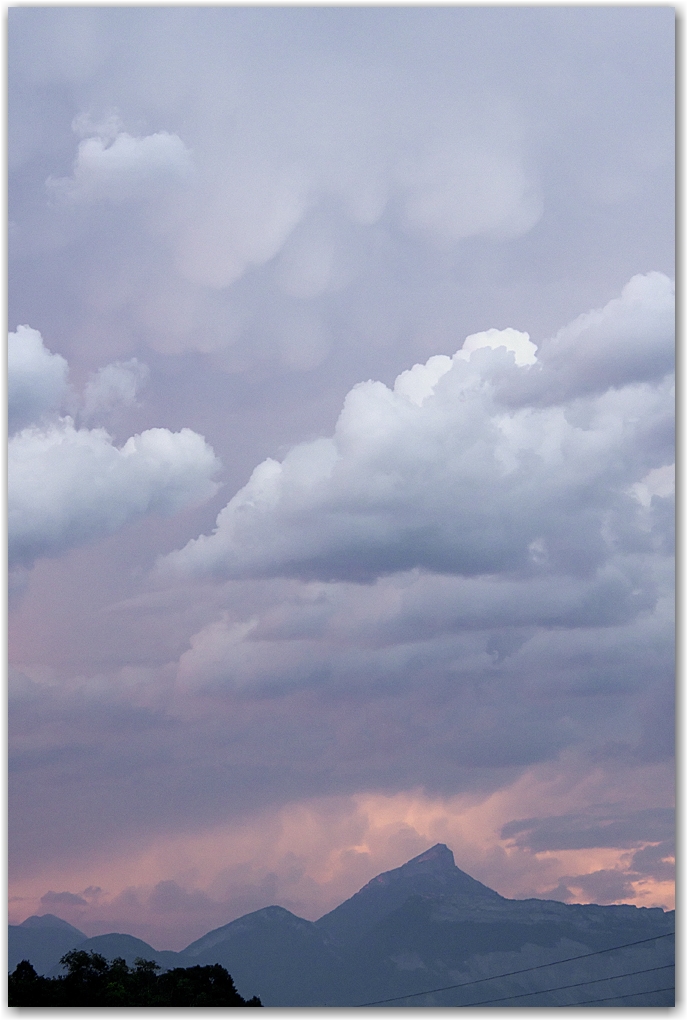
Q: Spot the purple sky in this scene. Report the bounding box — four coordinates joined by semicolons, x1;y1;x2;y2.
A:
9;7;674;950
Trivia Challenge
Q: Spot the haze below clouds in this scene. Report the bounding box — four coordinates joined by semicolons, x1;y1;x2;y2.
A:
8;7;674;948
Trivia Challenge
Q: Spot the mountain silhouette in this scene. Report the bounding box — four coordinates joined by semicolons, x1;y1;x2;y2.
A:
45;932;181;977
9;915;86;975
10;845;674;1006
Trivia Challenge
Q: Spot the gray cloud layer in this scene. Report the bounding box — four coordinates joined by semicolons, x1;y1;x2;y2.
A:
10;7;673;378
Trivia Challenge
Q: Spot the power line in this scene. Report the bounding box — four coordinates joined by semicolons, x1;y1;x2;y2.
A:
357;930;675;1006
456;962;674;1007
565;985;675;1007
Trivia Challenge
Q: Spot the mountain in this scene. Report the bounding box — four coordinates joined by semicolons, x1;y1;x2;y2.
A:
181;905;340;1005
46;933;181;978
9;915;87;975
10;846;674;1006
317;843;501;944
175;845;674;1006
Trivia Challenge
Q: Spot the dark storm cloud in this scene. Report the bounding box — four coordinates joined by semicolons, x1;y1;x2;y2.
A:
9;590;673;880
501;807;674;852
41;890;88;908
546;870;637;906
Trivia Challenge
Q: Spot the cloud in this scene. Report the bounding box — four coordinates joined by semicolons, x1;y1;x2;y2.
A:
171;562;664;700
175;163;309;290
47;128;192;204
148;880;215;915
9;8;673;375
397;135;542;244
545;869;636;905
81;357;149;422
8;327;221;569
41;890;88;908
456;327;537;368
500;807;674;852
510;272;675;406
630;840;675;884
8;326;69;434
162;274;673;584
10;421;220;570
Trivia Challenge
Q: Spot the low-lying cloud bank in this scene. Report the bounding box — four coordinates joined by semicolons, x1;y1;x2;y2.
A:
8;327;221;569
163;272;673;584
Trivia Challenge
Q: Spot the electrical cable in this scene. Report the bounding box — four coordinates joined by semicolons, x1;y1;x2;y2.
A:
454;962;674;1007
563;985;675;1007
356;930;675;1006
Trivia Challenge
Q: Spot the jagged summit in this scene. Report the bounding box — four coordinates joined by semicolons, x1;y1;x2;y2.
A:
315;843;499;942
352;842;496;897
399;842;455;871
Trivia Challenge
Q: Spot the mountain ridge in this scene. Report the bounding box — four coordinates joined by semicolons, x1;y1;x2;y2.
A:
10;844;674;1006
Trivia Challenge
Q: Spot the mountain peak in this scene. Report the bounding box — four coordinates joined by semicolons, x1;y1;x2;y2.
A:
403;843;456;870
19;914;84;934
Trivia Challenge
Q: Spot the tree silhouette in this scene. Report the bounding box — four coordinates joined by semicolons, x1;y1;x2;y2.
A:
8;951;262;1006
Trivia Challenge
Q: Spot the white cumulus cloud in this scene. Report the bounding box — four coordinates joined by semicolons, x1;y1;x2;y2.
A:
8;328;221;569
534;272;674;402
456;327;537;368
161;274;673;585
10;422;220;569
8;325;69;434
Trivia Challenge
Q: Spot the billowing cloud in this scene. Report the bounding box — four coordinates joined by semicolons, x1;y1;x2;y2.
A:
10;421;220;570
8;325;69;434
47;128;192;204
162;274;673;584
8;327;221;569
518;271;675;405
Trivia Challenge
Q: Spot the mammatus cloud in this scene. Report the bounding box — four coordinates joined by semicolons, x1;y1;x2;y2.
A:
8;328;221;569
16;13;548;360
162;273;673;584
398;136;542;244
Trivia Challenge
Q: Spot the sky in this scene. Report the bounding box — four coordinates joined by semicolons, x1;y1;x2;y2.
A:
8;6;675;951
